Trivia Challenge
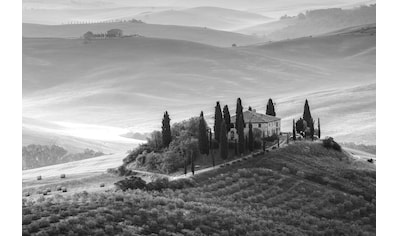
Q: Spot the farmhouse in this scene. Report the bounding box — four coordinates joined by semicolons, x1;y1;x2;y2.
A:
230;109;281;140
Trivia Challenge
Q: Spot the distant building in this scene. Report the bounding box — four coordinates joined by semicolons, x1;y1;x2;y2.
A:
107;29;123;38
230;109;281;140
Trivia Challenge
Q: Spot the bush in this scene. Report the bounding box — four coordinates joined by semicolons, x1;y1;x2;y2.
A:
281;167;290;174
296;170;306;178
37;175;42;180
60;174;66;178
56;186;62;191
100;183;105;187
115;176;147;191
265;134;278;142
322;137;342;151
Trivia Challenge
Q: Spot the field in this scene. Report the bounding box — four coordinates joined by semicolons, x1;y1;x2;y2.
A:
23;24;376;146
22;142;376;235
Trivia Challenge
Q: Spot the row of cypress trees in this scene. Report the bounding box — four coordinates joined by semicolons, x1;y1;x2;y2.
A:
160;97;278;170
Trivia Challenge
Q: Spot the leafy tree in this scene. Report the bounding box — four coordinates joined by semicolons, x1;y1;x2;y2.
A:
296;118;306;136
248;122;254;152
214;102;223;142
292;119;296;141
266;98;276;116
198;111;209;155
220;120;228;160
318;118;321;138
162;111;172;147
223;105;231;131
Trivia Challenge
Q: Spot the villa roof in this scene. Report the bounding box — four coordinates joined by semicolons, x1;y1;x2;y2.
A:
231;110;280;124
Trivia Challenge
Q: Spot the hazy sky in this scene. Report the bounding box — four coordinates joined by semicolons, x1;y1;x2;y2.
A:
23;0;375;11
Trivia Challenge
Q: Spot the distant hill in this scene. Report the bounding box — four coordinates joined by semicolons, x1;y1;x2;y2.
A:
133;6;273;31
22;22;265;47
23;25;375;145
22;118;141;154
22;144;105;170
238;5;376;40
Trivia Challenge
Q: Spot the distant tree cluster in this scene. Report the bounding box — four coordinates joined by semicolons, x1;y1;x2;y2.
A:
293;99;321;140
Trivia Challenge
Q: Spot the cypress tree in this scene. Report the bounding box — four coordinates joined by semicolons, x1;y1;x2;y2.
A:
214;102;223;142
191;150;195;175
223;105;231;131
266;98;276;116
198;111;209;155
235;98;243;127
237;113;245;154
303;99;313;136
162;111;172;147
310;119;315;141
248;122;254;152
210;129;215;167
293;119;296;141
220;120;228;160
236;98;245;154
318;118;321;138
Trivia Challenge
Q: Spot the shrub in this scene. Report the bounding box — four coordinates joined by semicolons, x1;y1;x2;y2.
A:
60;174;66;178
62;187;67;192
37;175;42;180
56;186;62;191
115;176;147;191
322;137;342;151
296;170;306;178
100;183;105;187
281;167;290;174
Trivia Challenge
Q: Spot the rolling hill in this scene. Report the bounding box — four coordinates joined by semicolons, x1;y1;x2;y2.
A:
133;7;272;31
22;22;264;47
237;5;376;40
22;142;375;235
23;24;375;145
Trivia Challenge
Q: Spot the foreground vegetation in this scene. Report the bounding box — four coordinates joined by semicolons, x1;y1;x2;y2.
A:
22;142;375;235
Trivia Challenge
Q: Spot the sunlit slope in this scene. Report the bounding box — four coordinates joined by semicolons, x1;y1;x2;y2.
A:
23;26;375;144
133;7;272;31
23;22;264;47
22;152;126;181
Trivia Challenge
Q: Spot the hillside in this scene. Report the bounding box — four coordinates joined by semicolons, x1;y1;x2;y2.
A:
133;7;272;31
22;142;375;235
23;118;141;154
23;23;375;145
22;22;264;47
237;5;376;40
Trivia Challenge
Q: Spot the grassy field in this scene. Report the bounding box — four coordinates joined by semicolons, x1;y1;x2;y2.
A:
22;142;375;235
23;25;375;146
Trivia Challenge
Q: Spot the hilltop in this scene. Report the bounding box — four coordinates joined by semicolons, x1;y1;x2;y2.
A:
22;142;375;235
237;5;376;40
133;7;272;31
22;22;264;47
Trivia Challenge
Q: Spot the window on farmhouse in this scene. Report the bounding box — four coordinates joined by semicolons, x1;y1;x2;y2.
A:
258;124;261;128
